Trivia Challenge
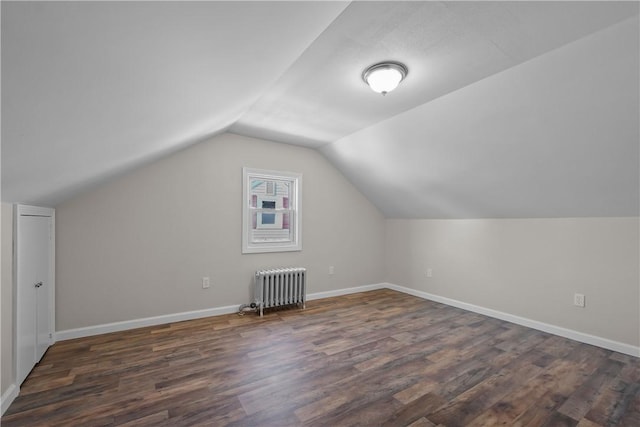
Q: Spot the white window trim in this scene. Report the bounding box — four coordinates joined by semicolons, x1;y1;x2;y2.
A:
242;167;302;254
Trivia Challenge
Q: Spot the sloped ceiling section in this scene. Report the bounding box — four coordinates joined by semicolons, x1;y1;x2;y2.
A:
231;1;639;148
2;1;639;219
1;1;349;206
321;16;640;218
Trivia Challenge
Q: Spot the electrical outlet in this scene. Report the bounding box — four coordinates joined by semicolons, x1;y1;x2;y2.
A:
329;266;335;275
426;268;433;278
202;277;210;289
574;293;585;307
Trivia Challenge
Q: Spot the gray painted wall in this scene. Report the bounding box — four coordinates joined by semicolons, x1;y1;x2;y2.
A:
55;133;385;330
385;218;640;347
1;203;14;397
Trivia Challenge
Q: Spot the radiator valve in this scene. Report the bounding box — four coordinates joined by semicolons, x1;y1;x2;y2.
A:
238;303;258;316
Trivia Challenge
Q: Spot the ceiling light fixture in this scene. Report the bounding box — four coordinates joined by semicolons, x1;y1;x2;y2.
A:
362;61;408;95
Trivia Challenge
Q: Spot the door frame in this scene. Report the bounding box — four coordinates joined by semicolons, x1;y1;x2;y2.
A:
13;204;56;387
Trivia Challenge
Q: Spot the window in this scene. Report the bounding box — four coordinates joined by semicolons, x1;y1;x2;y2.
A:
242;168;302;253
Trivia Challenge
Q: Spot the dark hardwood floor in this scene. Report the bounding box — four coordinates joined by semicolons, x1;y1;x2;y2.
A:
3;289;639;426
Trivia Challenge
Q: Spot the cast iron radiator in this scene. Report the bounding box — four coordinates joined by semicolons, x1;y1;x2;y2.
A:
254;267;306;317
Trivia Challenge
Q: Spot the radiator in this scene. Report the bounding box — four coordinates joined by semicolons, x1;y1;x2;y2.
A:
255;267;306;317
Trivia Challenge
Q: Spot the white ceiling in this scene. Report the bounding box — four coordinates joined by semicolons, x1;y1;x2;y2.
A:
2;1;639;218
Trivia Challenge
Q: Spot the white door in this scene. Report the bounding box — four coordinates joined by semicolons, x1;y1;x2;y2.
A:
16;206;55;386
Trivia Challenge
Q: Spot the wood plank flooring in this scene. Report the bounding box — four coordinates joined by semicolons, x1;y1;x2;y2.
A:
3;289;639;426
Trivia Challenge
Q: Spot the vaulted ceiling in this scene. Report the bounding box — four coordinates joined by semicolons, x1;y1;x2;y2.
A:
2;1;639;218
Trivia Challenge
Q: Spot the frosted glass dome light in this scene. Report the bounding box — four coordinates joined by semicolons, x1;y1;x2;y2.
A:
362;62;408;95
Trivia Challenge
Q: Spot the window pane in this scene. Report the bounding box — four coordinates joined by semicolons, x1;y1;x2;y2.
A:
243;168;301;253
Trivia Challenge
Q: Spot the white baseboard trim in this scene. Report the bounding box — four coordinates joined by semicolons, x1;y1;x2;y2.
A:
56;284;387;341
385;283;640;358
1;384;19;416
56;304;239;341
55;283;639;358
307;283;386;301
